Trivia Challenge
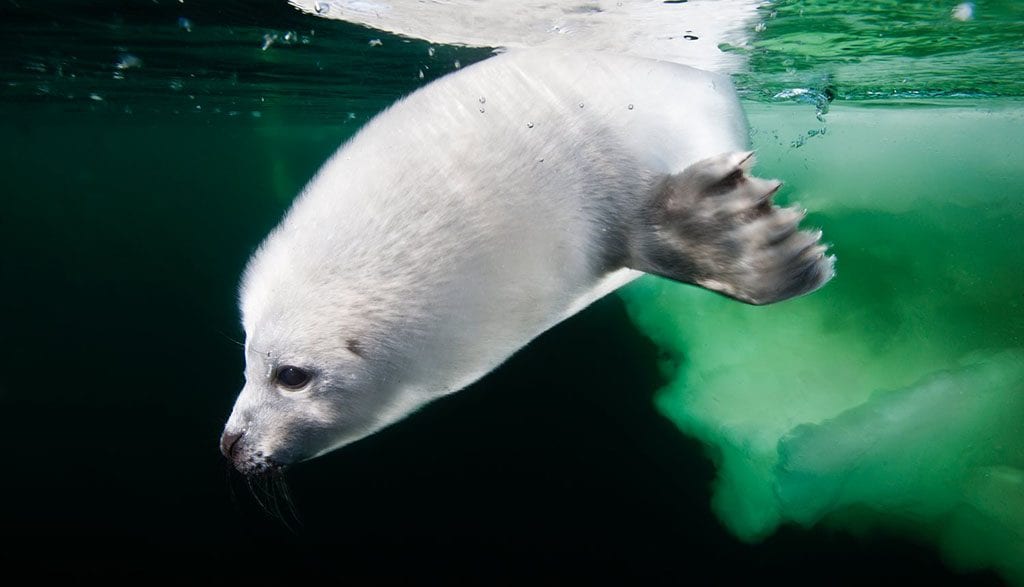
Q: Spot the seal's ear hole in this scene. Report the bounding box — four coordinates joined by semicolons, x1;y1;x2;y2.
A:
275;365;312;391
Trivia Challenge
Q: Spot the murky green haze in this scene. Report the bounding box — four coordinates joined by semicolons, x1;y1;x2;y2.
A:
1;0;1021;583
625;101;1024;584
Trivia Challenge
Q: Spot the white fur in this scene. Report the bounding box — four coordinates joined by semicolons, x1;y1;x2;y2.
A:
223;50;748;465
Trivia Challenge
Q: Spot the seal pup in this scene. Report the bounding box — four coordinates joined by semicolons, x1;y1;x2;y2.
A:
220;50;833;475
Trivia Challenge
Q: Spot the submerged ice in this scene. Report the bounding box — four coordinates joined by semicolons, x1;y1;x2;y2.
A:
288;0;764;74
623;103;1024;584
778;352;1024;582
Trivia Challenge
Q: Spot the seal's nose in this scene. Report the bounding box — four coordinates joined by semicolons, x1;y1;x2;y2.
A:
220;429;244;459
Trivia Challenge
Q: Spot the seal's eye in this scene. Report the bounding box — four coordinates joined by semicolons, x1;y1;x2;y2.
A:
275;366;312;390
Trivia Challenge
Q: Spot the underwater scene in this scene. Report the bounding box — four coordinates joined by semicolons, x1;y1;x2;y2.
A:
1;0;1022;583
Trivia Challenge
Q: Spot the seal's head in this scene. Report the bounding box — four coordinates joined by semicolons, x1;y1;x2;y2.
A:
219;227;416;476
219;318;378;475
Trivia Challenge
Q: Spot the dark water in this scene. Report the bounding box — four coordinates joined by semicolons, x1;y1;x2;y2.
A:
0;0;1019;583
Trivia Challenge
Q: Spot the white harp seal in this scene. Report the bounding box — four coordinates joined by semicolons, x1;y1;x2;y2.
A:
220;51;833;474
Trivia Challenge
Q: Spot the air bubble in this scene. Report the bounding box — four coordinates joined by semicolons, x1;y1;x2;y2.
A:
479;108;485;113
478;96;486;104
952;2;974;21
578;102;584;108
115;53;143;71
314;1;330;14
627;104;634;110
526;122;534;128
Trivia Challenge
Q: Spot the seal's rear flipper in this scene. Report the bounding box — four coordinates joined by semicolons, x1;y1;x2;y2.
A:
628;151;835;305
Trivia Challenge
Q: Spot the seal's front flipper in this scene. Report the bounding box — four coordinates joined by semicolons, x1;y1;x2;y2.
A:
628;151;835;305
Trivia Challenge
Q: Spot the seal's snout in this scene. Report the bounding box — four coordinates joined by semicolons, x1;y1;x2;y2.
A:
219;427;284;476
220;429;244;460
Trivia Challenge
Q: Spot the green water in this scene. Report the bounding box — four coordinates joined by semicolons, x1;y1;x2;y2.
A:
735;0;1024;100
1;0;1022;583
624;101;1024;583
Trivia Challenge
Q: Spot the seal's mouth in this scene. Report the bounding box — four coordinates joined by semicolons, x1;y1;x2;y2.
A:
234;452;288;477
220;428;290;476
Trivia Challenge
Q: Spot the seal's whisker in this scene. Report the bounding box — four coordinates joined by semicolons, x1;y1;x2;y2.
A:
261;474;300;534
245;475;271;513
242;473;298;533
216;329;245;348
224;460;241;508
273;474;303;531
265;476;286;527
